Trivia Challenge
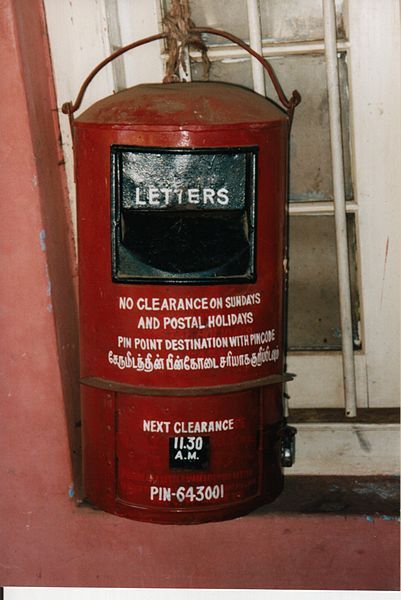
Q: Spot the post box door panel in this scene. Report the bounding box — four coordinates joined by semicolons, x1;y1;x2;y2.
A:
81;383;284;522
116;391;260;509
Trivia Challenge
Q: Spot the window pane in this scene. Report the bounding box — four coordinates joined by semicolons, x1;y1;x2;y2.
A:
287;214;360;350
260;0;346;42
162;0;346;44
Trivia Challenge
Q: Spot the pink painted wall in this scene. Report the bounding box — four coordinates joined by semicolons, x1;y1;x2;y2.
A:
0;0;399;591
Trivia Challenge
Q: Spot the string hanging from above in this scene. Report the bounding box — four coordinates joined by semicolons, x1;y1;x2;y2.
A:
162;0;210;83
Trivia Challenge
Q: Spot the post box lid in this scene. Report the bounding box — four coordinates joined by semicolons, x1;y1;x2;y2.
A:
75;82;287;130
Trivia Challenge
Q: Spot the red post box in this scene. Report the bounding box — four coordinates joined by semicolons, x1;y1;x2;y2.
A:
63;29;300;524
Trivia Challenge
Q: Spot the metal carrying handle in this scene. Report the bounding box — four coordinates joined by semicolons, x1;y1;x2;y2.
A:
62;27;301;125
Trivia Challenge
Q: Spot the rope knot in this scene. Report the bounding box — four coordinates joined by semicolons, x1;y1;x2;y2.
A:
162;0;210;83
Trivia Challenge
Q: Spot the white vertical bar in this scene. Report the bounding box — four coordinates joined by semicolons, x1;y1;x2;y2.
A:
105;0;127;92
247;0;265;95
43;0;116;241
323;0;357;417
117;0;164;88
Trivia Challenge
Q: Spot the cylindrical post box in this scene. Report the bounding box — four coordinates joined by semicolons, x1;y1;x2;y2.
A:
65;32;300;524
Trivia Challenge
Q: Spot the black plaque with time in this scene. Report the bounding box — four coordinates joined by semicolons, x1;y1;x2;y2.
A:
169;436;210;470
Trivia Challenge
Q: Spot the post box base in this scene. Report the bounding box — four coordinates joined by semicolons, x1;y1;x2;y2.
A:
81;383;285;524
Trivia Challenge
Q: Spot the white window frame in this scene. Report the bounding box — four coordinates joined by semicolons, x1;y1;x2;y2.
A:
179;0;401;415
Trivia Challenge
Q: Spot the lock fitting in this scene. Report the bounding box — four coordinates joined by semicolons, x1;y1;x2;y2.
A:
280;424;297;467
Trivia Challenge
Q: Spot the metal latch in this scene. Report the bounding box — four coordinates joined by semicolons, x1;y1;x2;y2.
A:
280;425;297;467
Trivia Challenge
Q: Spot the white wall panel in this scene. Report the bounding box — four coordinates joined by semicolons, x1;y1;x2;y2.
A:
44;0;163;236
287;423;400;475
347;0;401;407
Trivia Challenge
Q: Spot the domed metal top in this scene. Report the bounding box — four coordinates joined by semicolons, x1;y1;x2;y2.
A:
76;82;288;130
